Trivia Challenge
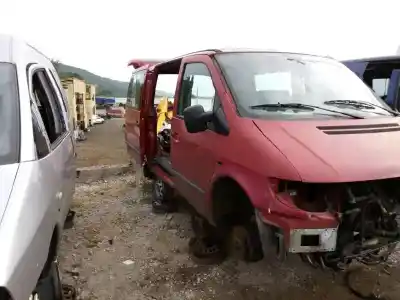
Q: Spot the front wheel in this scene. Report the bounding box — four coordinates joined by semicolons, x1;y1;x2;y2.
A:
33;261;62;300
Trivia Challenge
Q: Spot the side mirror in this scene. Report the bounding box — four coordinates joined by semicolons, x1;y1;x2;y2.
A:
183;105;213;133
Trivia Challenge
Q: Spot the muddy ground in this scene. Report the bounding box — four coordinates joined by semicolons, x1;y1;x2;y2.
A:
76;118;129;168
59;119;400;300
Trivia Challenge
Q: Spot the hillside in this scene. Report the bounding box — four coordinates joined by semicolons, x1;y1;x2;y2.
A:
53;62;172;98
54;62;129;97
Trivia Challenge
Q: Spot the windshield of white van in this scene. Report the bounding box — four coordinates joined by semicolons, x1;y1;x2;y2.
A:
215;52;395;120
0;63;19;165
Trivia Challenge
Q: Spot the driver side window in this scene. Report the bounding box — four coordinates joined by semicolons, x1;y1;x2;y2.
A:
177;63;215;116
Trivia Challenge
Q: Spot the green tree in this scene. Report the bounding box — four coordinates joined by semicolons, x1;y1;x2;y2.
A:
98;89;113;96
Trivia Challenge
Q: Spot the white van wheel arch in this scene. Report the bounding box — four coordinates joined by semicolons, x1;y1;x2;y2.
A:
32;260;63;300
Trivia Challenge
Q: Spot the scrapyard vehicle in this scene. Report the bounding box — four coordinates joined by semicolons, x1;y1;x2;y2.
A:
0;35;76;299
343;55;400;110
125;49;400;270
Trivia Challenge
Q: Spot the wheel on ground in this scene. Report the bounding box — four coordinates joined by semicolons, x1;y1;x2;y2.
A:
188;237;227;265
191;214;218;238
33;260;62;300
188;214;227;264
229;221;264;262
151;178;177;213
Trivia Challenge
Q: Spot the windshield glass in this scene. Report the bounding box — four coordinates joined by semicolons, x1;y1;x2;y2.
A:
0;63;19;165
215;52;393;120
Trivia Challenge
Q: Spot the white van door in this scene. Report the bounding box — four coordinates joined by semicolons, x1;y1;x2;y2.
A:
28;65;74;227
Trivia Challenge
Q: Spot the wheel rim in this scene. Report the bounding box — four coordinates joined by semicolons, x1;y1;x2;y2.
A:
155;179;165;199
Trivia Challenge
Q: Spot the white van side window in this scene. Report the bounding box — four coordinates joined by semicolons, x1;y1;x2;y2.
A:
31;69;66;144
31;105;50;159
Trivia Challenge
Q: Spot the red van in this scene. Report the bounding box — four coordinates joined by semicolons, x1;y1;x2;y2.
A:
125;49;400;269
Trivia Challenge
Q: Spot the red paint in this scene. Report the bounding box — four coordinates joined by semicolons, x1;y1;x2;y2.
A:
127;59;163;69
125;50;400;245
106;106;125;118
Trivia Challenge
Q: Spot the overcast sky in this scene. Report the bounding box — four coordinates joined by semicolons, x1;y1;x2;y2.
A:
0;0;398;82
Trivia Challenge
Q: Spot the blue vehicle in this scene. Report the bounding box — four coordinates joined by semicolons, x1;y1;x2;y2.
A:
95;96;115;106
342;56;400;110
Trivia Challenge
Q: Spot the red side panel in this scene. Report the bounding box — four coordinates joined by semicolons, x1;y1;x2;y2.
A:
139;70;158;163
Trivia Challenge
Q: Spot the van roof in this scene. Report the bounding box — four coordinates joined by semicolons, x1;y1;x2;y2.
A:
0;34;53;68
128;48;331;70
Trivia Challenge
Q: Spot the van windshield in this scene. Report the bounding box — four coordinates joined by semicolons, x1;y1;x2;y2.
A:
0;63;19;165
215;52;394;120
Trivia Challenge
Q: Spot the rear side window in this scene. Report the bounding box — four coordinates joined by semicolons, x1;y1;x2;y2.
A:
0;63;20;165
31;69;66;144
127;70;146;109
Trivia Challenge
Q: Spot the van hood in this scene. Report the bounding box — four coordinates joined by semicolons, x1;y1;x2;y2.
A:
253;118;400;182
0;163;18;224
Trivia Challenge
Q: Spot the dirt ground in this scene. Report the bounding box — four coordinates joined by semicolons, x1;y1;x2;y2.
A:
59;119;400;300
76;118;129;168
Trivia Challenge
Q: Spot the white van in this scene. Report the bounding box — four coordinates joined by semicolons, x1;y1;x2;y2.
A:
0;35;76;300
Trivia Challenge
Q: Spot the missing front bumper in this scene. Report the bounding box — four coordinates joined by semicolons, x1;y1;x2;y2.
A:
288;228;337;253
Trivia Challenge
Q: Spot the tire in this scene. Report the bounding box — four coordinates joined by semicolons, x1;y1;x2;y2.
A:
230;221;264;262
188;237;227;265
34;261;62;300
151;178;177;213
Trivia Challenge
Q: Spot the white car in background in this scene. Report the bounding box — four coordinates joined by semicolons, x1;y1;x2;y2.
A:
93;114;105;124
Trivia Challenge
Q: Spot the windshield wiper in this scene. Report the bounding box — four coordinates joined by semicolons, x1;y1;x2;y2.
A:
324;100;400;116
250;102;364;119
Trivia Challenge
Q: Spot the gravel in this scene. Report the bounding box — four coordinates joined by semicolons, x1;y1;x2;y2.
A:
58;174;400;300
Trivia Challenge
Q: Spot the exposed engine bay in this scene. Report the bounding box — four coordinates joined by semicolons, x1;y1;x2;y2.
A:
279;179;400;270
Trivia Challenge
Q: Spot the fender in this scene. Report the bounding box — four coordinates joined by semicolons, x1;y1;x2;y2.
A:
206;162;338;233
206;162;277;224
